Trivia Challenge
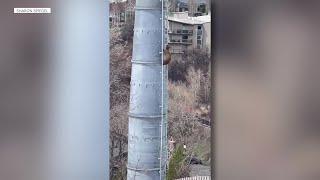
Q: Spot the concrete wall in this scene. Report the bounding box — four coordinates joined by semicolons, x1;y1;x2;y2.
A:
169;21;194;52
202;22;211;49
171;11;189;19
168;13;211;53
169;21;193;30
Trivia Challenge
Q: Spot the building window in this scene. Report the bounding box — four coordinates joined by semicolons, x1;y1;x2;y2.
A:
120;12;125;22
198;25;202;30
182;30;189;34
197;35;202;40
197;37;202;49
182;35;188;40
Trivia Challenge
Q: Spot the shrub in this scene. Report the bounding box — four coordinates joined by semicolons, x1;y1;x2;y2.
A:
166;145;188;180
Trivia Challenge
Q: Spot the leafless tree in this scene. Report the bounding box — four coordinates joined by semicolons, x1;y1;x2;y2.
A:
168;47;210;82
110;25;132;179
168;79;206;145
167;65;211;168
176;160;191;178
201;64;211;103
186;67;202;98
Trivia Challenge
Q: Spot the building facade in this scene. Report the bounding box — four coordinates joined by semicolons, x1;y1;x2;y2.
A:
172;0;209;16
167;12;211;54
109;0;135;26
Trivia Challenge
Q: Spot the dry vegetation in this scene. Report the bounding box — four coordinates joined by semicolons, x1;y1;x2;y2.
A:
110;23;211;179
168;67;210;145
110;25;132;179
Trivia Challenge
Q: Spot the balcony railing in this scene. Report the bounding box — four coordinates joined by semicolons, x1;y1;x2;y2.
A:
168;29;193;35
170;49;186;54
181;39;192;43
168;39;193;44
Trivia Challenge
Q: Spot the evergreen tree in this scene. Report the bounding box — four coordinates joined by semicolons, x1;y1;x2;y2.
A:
166;145;185;180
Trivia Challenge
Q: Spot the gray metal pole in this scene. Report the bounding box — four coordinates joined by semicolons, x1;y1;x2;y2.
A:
48;1;109;180
126;0;167;179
